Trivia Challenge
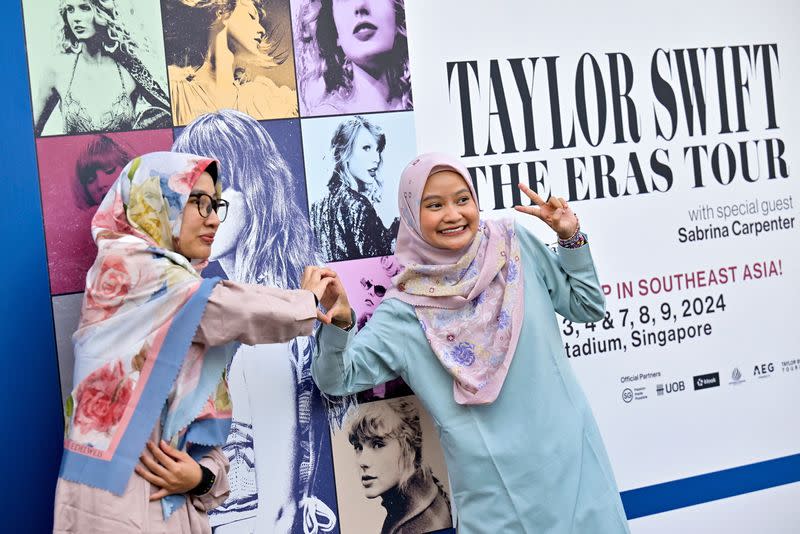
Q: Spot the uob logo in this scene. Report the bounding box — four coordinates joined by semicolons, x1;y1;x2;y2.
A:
665;381;685;393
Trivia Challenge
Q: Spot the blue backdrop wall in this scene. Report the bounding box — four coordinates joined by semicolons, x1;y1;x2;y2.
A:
2;2;62;532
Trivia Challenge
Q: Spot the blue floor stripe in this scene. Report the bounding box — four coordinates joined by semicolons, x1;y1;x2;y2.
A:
621;452;800;519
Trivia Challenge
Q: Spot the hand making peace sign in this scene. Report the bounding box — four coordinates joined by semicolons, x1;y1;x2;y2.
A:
514;183;580;240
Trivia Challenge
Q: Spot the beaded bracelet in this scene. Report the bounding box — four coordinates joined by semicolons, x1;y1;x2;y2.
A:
557;221;588;249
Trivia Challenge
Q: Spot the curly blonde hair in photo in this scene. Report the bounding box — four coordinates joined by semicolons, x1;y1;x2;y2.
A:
56;0;138;55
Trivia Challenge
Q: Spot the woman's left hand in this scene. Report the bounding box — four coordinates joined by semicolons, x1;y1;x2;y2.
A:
135;440;203;501
319;272;353;329
514;183;579;239
301;266;339;324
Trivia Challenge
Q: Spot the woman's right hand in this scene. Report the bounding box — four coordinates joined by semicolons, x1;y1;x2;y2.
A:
301;267;352;328
301;266;337;323
135;440;203;501
320;273;353;329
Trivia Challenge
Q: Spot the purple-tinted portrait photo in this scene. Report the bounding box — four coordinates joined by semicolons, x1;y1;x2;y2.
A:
36;129;175;294
292;0;412;116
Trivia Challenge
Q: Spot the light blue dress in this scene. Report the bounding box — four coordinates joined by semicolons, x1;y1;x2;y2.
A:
312;224;630;533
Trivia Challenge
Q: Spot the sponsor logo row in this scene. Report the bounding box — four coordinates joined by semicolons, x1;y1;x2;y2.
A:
621;359;799;403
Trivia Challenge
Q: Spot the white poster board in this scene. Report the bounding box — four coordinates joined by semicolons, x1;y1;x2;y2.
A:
405;0;800;530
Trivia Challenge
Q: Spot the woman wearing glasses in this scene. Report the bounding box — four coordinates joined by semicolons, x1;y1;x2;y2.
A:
173;110;340;533
53;152;335;534
362;255;402;317
354;256;413;402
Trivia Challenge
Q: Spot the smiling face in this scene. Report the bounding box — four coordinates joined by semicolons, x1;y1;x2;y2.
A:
331;0;397;71
419;170;480;251
64;0;98;41
226;0;266;57
346;126;381;188
176;171;221;260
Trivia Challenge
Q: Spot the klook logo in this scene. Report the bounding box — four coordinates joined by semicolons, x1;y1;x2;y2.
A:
693;372;720;390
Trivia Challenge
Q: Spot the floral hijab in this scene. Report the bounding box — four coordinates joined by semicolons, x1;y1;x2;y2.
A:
59;152;234;518
385;153;525;405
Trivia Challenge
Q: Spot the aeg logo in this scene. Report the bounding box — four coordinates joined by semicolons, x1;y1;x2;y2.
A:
753;362;775;378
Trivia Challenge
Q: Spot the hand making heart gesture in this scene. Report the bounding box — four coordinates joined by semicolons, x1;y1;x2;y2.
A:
514;183;580;240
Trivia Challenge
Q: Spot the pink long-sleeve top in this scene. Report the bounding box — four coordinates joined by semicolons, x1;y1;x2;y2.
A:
53;281;317;534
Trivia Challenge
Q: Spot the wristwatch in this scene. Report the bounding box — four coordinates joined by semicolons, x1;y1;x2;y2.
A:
189;465;216;496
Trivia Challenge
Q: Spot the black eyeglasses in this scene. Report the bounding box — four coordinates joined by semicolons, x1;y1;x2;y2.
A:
360;278;386;297
189;193;228;222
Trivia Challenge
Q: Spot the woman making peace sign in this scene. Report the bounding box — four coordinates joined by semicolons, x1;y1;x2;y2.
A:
311;152;630;533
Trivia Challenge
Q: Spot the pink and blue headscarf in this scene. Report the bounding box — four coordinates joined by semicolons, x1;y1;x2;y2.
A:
59;152;234;517
385;153;525;405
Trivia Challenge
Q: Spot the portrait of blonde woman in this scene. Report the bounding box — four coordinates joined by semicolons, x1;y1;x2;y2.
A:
174;110;339;534
163;0;299;125
330;396;452;534
25;0;171;136
304;112;416;262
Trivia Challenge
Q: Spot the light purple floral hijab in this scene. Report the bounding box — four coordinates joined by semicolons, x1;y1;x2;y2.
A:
385;153;524;405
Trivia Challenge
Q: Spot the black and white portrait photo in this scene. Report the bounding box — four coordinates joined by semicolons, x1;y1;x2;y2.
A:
330;396;453;534
303;111;415;262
